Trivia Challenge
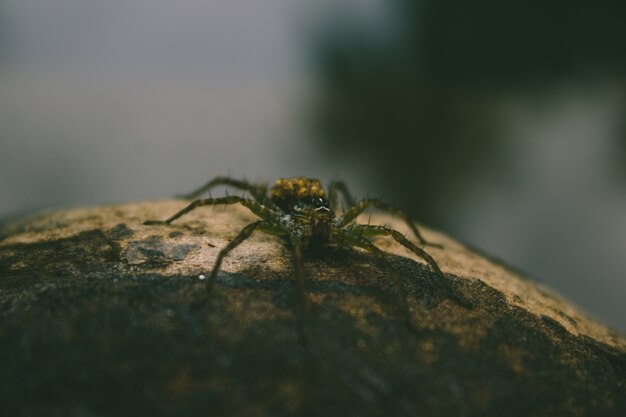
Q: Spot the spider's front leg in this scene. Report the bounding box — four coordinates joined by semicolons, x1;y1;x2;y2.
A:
144;196;279;288
205;220;266;290
339;199;442;248
353;224;473;308
144;196;275;225
178;176;269;206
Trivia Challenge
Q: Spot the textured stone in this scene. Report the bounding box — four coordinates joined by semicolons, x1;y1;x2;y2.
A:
0;200;624;417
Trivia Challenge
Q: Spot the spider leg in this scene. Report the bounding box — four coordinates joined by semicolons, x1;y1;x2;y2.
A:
178;176;269;205
212;225;313;346
339;198;441;247
341;231;418;333
289;236;311;346
207;220;266;290
144;196;277;225
327;180;355;212
353;224;473;308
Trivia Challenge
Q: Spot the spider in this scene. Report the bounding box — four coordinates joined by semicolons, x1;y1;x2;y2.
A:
144;176;471;341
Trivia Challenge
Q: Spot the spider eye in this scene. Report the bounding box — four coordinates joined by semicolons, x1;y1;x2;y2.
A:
311;197;323;208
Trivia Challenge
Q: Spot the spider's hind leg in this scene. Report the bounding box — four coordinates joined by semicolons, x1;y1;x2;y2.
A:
178;176;268;204
354;224;473;309
144;196;276;225
339;198;442;248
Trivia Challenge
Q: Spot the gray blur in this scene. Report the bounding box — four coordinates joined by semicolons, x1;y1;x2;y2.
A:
0;0;625;332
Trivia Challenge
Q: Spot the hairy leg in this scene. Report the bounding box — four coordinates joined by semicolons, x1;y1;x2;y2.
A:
144;196;277;225
178;176;268;205
353;224;472;308
327;180;355;212
207;220;265;290
339;198;441;247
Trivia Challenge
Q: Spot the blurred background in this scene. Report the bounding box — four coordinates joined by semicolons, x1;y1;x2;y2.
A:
0;0;625;332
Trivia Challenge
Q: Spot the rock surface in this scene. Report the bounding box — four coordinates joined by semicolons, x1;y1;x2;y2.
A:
0;200;624;417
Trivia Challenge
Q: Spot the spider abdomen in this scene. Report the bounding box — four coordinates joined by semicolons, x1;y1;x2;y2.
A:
270;177;326;213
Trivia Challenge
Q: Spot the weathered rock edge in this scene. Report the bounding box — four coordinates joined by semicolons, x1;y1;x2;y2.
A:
0;200;624;417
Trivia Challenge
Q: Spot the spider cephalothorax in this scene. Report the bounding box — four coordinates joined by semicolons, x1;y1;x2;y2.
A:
145;176;471;342
271;177;335;242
